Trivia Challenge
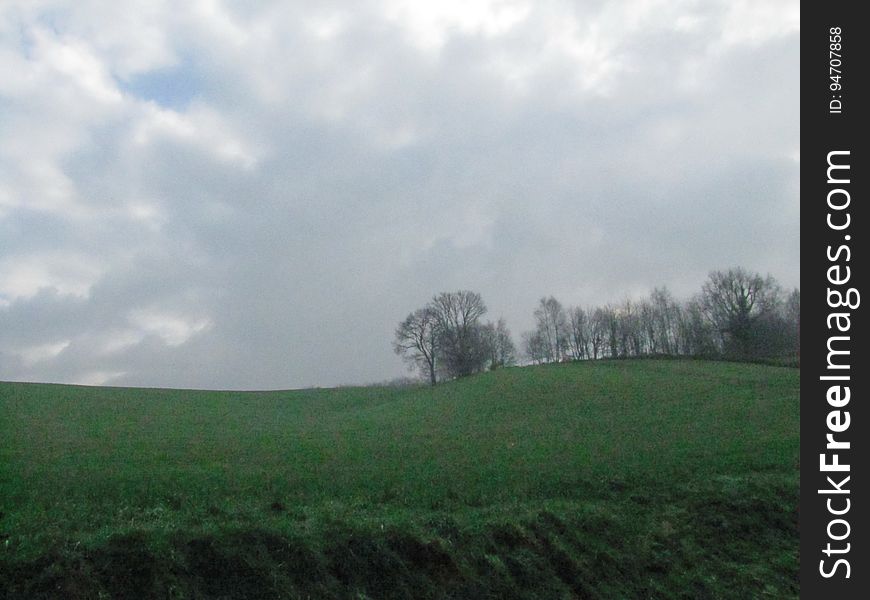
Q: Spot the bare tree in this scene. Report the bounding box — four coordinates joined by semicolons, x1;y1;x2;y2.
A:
616;298;643;357
589;307;609;359
649;287;680;355
522;330;547;364
701;267;782;358
483;318;517;369
567;306;590;360
677;296;718;356
393;307;439;385
430;290;489;378
784;287;800;359
600;305;620;358
638;298;657;355
533;296;569;362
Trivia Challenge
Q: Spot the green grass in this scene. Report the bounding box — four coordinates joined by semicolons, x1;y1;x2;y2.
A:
0;359;799;598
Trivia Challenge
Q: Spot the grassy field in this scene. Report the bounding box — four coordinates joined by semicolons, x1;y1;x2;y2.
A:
0;359;799;598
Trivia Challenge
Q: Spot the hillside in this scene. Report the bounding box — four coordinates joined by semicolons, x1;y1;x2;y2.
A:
0;359;799;598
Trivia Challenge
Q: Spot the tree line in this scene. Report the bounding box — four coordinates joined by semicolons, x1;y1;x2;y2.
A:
394;267;799;385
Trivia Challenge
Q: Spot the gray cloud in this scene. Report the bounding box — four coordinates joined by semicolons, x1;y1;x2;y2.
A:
0;0;799;389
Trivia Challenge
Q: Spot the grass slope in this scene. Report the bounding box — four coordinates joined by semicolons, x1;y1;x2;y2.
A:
0;359;799;598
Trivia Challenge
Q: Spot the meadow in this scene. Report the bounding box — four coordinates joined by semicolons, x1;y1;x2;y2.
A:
0;359;799;598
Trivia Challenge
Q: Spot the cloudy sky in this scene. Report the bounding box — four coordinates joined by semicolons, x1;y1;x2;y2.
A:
0;0;799;389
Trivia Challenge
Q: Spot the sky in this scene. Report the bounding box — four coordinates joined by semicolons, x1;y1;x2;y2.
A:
0;0;799;389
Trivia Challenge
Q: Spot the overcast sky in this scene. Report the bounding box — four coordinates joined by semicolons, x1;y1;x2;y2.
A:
0;0;799;389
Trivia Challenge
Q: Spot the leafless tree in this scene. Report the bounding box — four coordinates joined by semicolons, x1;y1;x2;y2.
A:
483;318;517;369
599;305;620;358
533;296;569;362
522;330;547;364
616;298;643;357
567;306;590;360
701;267;782;357
677;296;718;356
784;287;800;358
589;306;609;359
638;298;657;355
430;290;489;378
649;287;681;355
393;307;439;385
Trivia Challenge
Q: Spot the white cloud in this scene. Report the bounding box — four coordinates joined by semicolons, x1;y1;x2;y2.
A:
128;308;212;347
30;26;124;105
132;104;261;169
718;0;800;49
96;329;148;355
74;370;127;387
18;340;71;366
0;253;103;300
384;0;531;52
124;200;167;230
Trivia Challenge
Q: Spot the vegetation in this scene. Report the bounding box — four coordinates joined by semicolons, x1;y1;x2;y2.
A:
523;268;800;366
394;290;516;385
396;268;799;388
0;360;798;598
